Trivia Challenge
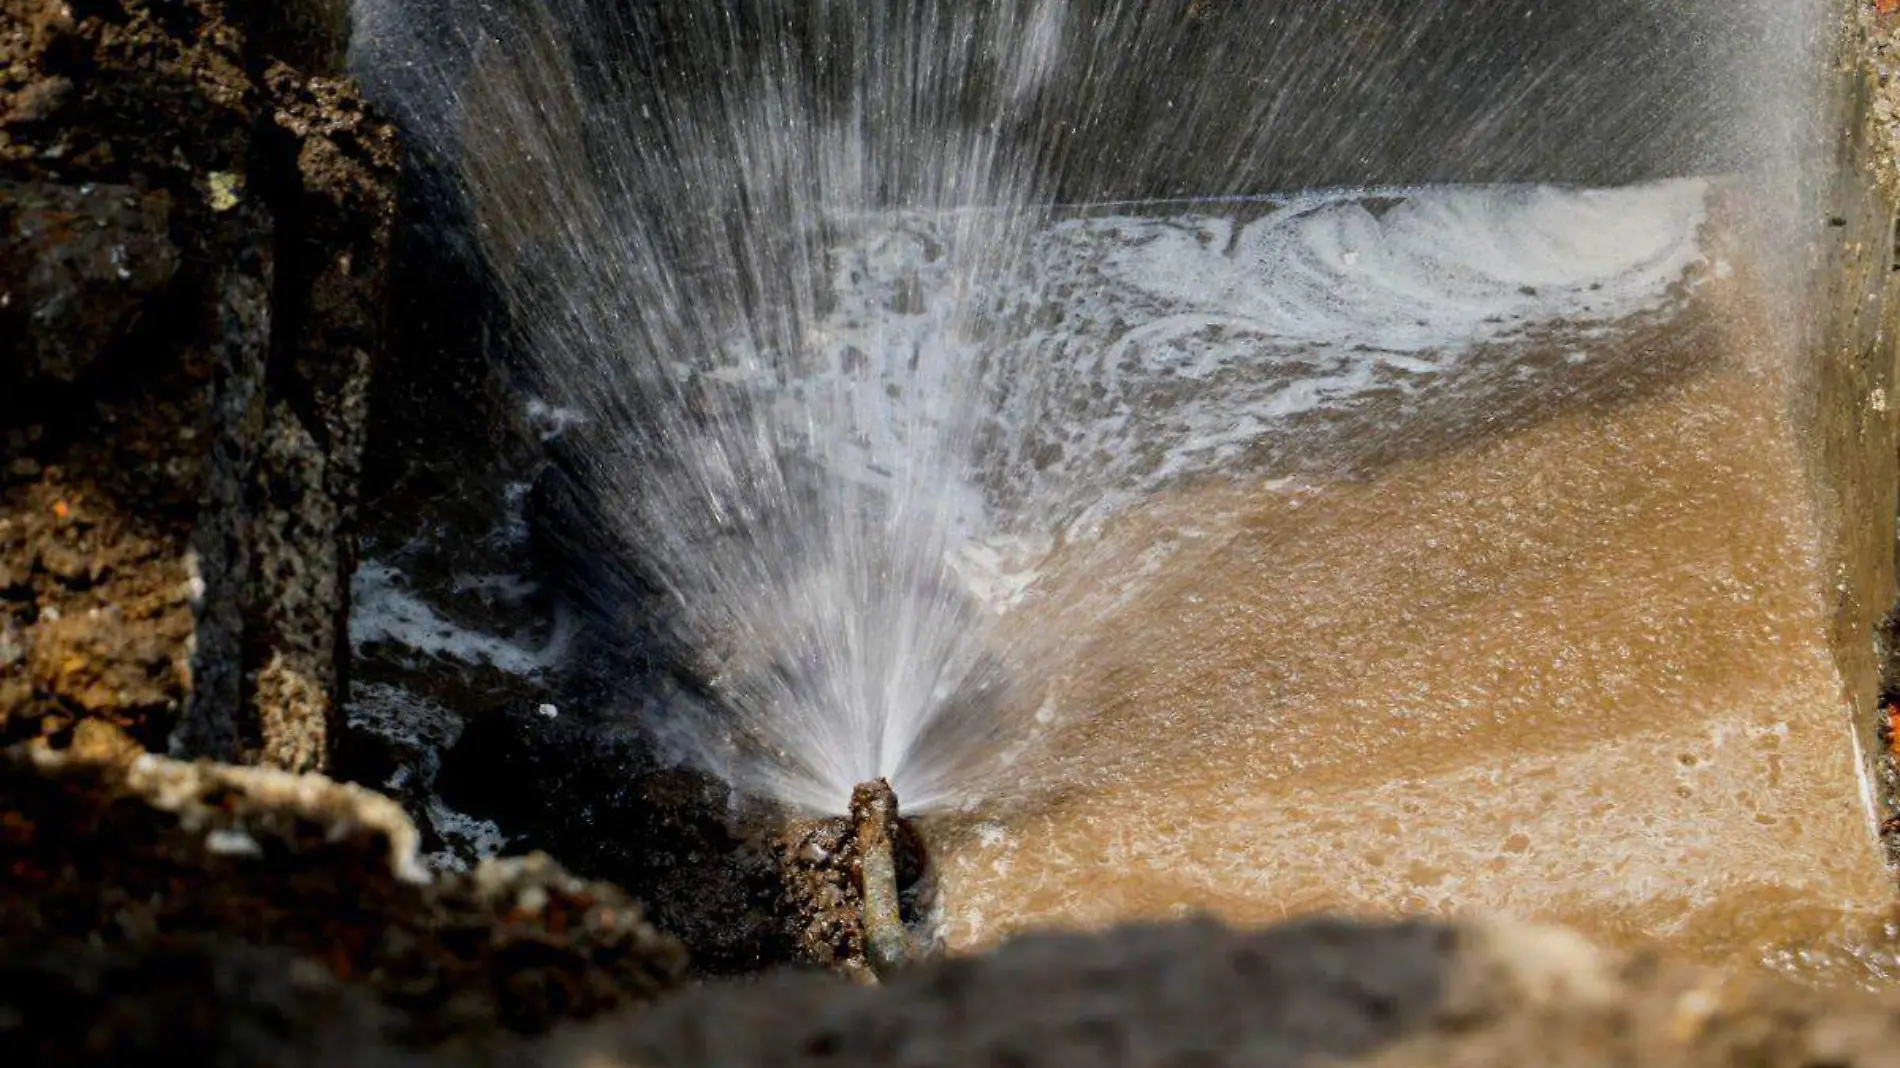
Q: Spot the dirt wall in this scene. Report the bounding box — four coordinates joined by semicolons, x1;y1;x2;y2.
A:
1820;3;1900;862
1;0;394;771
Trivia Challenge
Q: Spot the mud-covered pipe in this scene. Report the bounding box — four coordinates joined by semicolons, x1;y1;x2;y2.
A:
850;778;910;977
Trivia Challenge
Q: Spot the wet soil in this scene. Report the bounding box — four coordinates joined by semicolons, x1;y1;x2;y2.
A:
924;243;1899;967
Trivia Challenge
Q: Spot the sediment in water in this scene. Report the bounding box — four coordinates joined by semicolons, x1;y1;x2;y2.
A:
924;112;1900;976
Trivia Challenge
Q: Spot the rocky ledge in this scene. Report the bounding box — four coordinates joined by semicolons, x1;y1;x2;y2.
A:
0;728;686;1058
0;1;689;1058
2;0;393;768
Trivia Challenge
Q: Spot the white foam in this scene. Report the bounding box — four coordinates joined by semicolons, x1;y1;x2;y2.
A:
524;397;587;441
1078;182;1707;355
423;798;510;871
349;560;574;676
771;180;1711;612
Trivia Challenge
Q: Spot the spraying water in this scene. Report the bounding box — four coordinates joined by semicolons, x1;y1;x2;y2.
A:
350;0;1830;816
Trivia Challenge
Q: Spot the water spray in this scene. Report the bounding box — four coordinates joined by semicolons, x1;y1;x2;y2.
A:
341;0;1826;957
850;778;912;977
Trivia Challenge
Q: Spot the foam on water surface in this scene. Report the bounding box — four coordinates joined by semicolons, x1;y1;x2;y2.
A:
1061;181;1708;356
779;180;1714;615
349;561;575;677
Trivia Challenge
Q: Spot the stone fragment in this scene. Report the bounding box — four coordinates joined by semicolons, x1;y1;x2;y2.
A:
0;180;178;383
0;742;690;1044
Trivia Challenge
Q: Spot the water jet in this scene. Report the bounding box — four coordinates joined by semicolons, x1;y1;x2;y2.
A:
341;0;1900;981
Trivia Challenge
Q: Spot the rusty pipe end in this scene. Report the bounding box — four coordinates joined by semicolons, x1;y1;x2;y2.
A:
851;777;910;978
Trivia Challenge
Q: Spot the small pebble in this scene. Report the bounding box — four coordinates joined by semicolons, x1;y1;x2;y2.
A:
204;828;264;857
206;170;244;212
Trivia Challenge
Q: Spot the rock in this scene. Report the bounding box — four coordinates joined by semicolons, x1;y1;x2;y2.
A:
0;742;690;1047
239;58;398;772
25;610;179;718
33;537;97;586
433;702;797;975
249;402;342;772
0;0;397;769
0;179;179;384
65;717;142;764
2;74;71;126
528;917;1900;1068
0;938;407;1068
236;0;355;74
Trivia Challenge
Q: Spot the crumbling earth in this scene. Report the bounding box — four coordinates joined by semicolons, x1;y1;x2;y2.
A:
0;732;688;1054
1;0;395;767
0;0;692;1056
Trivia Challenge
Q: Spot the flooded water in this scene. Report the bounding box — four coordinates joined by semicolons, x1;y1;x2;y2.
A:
347;0;1885;982
919;189;1898;981
350;0;1830;819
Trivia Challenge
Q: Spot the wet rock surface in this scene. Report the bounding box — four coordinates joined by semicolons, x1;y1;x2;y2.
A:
430;695;811;974
0;178;179;382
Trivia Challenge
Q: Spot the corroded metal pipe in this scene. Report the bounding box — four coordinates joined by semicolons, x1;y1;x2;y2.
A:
850;777;911;977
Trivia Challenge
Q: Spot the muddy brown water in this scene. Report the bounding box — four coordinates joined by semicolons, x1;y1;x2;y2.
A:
918;202;1900;986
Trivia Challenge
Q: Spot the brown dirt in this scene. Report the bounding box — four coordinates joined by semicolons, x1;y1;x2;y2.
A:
0;733;687;1050
1846;0;1900;874
524;917;1900;1068
0;0;396;769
